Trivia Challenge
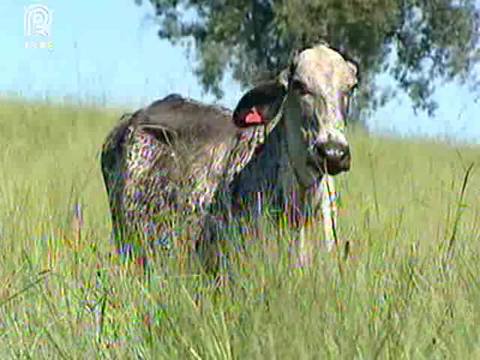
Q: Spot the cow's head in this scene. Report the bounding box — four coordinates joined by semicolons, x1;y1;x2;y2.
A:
233;43;358;187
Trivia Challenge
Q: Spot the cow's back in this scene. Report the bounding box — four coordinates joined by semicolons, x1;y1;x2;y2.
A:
136;94;236;144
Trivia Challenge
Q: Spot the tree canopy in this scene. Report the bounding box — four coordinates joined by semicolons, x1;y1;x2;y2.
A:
135;0;480;118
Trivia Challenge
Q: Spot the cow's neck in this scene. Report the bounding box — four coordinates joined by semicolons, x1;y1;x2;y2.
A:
270;118;324;221
228;117;319;221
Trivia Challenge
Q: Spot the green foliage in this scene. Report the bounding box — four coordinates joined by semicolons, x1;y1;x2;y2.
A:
137;0;479;118
1;99;480;357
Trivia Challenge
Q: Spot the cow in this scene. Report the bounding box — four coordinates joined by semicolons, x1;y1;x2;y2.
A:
100;43;358;272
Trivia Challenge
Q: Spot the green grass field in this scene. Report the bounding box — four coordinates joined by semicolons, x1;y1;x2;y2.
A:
0;98;479;359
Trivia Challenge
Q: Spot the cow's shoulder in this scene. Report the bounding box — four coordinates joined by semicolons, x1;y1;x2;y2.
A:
132;94;237;145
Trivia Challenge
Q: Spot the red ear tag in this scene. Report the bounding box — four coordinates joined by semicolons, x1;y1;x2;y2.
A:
244;107;264;125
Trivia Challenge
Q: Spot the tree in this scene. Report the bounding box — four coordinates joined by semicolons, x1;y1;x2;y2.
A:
135;0;480;118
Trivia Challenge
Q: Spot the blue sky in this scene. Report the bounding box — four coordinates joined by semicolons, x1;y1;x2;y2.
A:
1;0;479;143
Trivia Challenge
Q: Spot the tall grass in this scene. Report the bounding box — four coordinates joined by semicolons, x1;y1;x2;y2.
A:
0;98;479;358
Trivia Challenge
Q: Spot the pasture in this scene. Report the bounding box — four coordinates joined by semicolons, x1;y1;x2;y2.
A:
0;98;479;358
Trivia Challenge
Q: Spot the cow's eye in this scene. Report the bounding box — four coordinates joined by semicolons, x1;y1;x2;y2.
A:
291;80;311;96
339;92;351;121
344;87;355;110
344;93;351;112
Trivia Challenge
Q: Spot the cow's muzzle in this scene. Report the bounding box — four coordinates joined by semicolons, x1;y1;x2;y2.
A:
313;142;351;175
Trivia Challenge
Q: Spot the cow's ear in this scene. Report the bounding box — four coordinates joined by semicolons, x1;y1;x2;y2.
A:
347;60;358;77
232;81;287;128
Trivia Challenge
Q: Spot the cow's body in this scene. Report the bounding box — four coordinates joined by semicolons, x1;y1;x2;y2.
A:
101;44;358;269
101;94;337;261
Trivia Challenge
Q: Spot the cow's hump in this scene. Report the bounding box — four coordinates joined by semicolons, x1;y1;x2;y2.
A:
134;94;237;145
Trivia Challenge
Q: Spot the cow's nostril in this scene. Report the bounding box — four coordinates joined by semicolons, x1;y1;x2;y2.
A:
314;142;351;174
316;144;348;160
340;146;350;160
324;147;345;159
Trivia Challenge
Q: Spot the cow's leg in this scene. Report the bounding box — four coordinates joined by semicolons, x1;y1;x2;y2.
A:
195;215;217;274
118;127;178;267
284;189;314;268
292;225;311;268
287;176;338;268
195;214;232;285
320;175;338;252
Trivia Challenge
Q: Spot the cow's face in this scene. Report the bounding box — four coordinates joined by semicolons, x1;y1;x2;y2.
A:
283;45;358;184
232;44;358;187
